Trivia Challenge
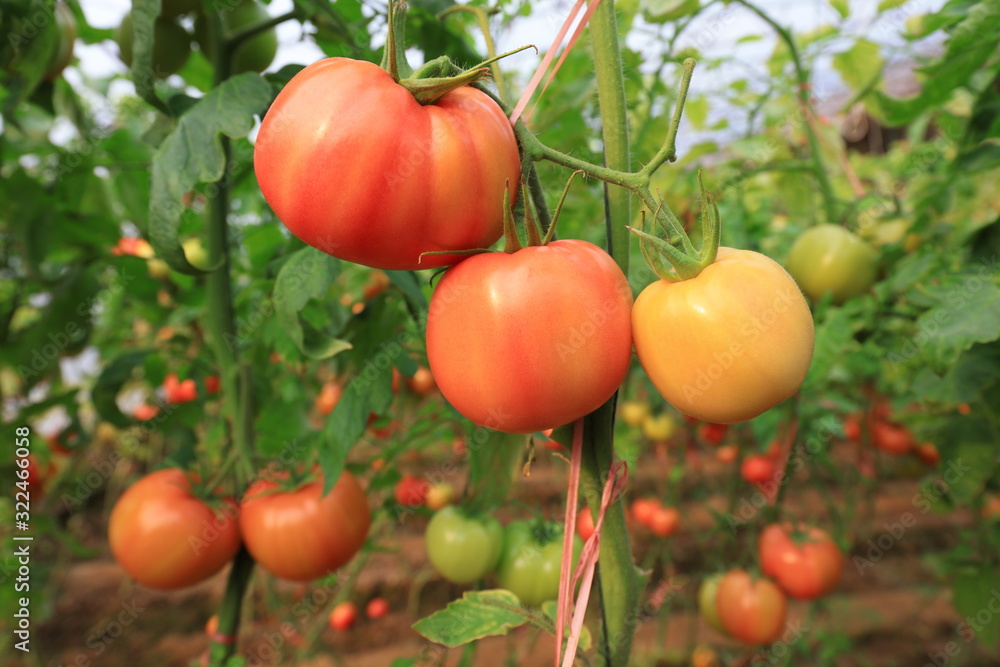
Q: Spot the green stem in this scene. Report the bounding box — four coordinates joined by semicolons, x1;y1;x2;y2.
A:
438;5;509;102
208;546;255;664
227;10;300;52
583;2;638;665
640;58;696;178
732;0;839;223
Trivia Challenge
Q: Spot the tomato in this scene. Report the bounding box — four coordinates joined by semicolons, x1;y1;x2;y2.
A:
108;469;240;590
112;237;155;258
631;498;660;528
116;12;192;78
406;367;437;396
619;400;651;428
163;373;198;404
497;520;583;607
394;474;429;507
648;506;679;538
205;375;220;395
254;58;520;271
715;444;739;464
716;570;787;645
843;413;861;441
365;597;390;619
204;614;218;637
424;482;456;511
915;442;940;466
758;523;843;600
741;454;777;485
698;422;728;445
133;403;160;420
872;421;914;455
785;225;878;303
363;271;390;301
240;470;370;581
642;413;676;441
316;382;343;416
698;574;726;634
576;506;596;541
426;240;633;434
982;496;1000;521
43;2;77;81
328;601;357;631
182;238;210;270
632;248;814;424
194;0;277;74
691;645;720;667
425;506;503;585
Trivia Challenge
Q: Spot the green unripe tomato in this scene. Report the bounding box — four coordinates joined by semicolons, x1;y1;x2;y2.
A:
194;0;277;75
785;224;878;303
424;506;503;585
182;238;210;269
497;520;583;607
116;12;192;78
698;573;727;634
43;3;77;81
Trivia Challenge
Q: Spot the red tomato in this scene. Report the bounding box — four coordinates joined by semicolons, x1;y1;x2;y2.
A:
872;421;914;455
254;59;520;270
426;240;633;434
365;597;390;620
394;474;429;507
915;442;940;466
204;614;218;638
716;570;787;645
108;469;240;590
329;601;358;631
205;375;220;395
715;444;739;464
741;455;777;484
240;470;370;581
576;506;596;541
631;248;814;424
133;403;160;420
112;237;154;258
406;367;437;396
631;498;660;528
163;373;197;404
843;413;861;441
699;422;728;445
648;506;680;538
316;382;343;416
758;523;843;600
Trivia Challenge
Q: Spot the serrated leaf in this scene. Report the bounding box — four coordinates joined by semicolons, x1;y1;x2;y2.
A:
830;0;850;18
953;570;1000;648
148;74;272;273
833;39;883;92
920;278;1000;372
273;247;351;359
92;351;152;428
413;590;528;647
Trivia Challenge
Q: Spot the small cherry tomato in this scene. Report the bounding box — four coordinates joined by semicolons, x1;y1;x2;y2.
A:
329;601;358;631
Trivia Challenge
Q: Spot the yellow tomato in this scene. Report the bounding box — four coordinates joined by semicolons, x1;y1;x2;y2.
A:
642;413;676;441
619;400;651;427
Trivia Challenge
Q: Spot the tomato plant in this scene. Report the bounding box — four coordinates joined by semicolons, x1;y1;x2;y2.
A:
254;58;520;270
425;506;503;585
426;239;633;433
194;0;277;74
631;248;814;424
785;225;879;303
715;570;787;645
108;469;240;590
758;523;843;600
394;473;429;507
497;520;582;607
239;470;370;582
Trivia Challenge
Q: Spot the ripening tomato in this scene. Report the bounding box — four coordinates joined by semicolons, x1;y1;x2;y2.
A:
204;614;218;638
758;523;843;600
366;597;390;620
698;574;727;634
691;645;720;667
642;413;676;441
316;382;343;416
619;400;651;427
425;506;503;584
254;58;520;270
205;375;220;395
240;470;370;581
576;506;596;541
427;240;633;434
406;367;437;396
699;422;729;445
328;601;357;631
133;403;160;420
631;498;660;528
425;482;456;510
785;225;878;303
915;442;940;466
394;474;429;507
715;444;739;464
716;570;787;645
872;421;914;455
741;455;777;484
632;248;814;424
843;413;862;441
108;469;240;590
648;506;680;538
163;373;197;404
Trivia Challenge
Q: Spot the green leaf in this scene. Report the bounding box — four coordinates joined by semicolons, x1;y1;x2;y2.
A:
952;570;1000;648
832;39;883;93
919;275;1000;372
273;247;352;359
875;0;1000;125
642;0;700;23
386;270;428;313
540;601;593;652
830;0;850;19
92;351;152;428
413;590;529;647
148;73;272;273
320;381;370;495
877;0;907;11
911;345;1000;405
957;139;1000;173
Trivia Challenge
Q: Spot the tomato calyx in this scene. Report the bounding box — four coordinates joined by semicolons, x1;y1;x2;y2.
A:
627;171;721;281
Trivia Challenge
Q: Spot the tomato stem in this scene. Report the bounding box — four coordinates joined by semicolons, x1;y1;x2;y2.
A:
382;0;413;82
437;4;509;102
639;57;696;178
207;546;255;664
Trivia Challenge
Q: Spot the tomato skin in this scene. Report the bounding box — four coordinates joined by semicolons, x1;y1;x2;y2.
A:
239;471;370;582
365;597;390;620
425;506;503;585
576;507;596;541
698;574;727;634
716;570;787;645
648;506;679;538
427;240;633;434
758;523;843;600
254;58;520;270
108;469;240;590
394;474;429;507
872;421;914;455
741;455;777;484
329;602;358;631
632;248;814;424
785;225;878;303
497;521;582;607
